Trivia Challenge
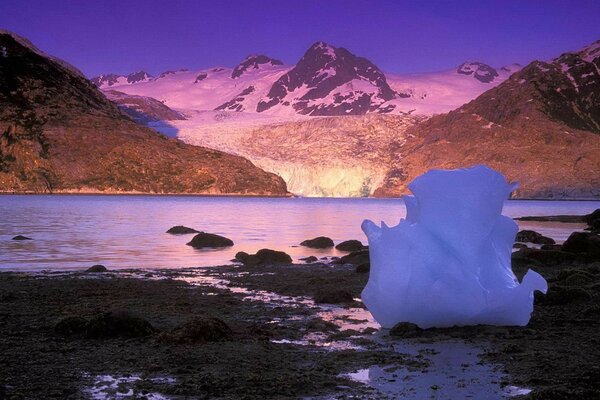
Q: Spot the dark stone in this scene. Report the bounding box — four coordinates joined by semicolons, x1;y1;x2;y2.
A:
515;230;555;245
584;209;600;224
85;311;155;339
165;316;232;343
12;235;32;240
314;289;354;304
55;316;88;336
166;225;199;234
86;265;107;273
335;240;364;252
389;322;422;338
300;256;318;263
255;249;292;265
300;236;334;248
562;232;600;258
340;249;370;265
356;263;370;273
237;249;292;265
186;233;234;248
513;243;528;249
234;251;249;263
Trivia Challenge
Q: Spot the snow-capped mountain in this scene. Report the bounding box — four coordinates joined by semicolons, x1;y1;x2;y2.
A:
92;42;519;119
385;62;521;114
87;41;526;196
91;71;154;87
256;41;399;115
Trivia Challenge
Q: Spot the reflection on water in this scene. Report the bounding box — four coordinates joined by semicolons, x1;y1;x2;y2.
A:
342;341;531;399
1;195;598;270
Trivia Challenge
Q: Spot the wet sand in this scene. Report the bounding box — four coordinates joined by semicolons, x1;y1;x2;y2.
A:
0;256;598;399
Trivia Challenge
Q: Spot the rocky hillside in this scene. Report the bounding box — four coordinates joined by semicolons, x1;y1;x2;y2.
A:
374;40;600;198
0;31;288;195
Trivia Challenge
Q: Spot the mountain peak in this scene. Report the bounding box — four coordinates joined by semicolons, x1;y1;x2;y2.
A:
457;62;499;83
231;54;283;79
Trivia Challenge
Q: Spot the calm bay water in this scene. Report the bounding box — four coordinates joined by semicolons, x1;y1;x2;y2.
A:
0;195;598;271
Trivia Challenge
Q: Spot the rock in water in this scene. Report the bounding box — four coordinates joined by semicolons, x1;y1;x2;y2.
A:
12;235;32;240
186;233;234;248
86;265;108;273
361;165;547;329
335;240;364;251
235;249;292;265
166;225;200;234
300;236;334;248
515;230;555;245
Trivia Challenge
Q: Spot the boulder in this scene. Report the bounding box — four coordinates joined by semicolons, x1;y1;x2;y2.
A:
300;236;334;248
512;243;528;249
515;230;555;245
236;249;292;265
186;233;233;248
562;232;600;258
166;225;200;234
165;316;232;343
389;322;422;338
335;240;364;252
85;311;155;339
584;209;600;225
86;264;108;273
340;249;370;266
314;289;354;304
300;256;318;263
12;235;32;240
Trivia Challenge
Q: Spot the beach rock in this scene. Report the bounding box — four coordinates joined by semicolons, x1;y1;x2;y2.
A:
335;240;364;252
166;225;200;234
340;249;370;266
166;316;232;343
300;256;318;263
562;232;600;258
255;249;293;264
236;249;292;265
11;235;32;240
86;265;108;273
355;263;370;273
186;233;233;248
300;236;334;248
85;311;155;339
389;322;422;338
314;289;354;304
584;209;600;225
515;230;555;245
513;243;528;249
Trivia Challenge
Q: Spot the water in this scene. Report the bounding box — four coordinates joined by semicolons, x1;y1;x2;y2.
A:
0;195;598;270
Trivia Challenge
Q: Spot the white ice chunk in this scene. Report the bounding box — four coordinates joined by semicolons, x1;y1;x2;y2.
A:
361;165;547;329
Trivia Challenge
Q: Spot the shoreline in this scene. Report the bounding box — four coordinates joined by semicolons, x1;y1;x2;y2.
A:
2;191;600;201
1;254;599;398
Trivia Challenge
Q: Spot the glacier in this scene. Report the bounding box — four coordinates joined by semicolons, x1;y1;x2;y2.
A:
361;165;547;329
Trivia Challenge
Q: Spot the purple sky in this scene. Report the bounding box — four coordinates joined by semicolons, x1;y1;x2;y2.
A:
1;0;599;77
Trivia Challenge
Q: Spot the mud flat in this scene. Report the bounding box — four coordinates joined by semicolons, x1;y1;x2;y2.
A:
0;253;598;398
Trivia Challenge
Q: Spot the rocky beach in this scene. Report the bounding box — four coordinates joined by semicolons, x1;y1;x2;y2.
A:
1;211;599;399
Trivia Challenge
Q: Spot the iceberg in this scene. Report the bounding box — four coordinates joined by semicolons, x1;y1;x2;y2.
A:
361;165;547;329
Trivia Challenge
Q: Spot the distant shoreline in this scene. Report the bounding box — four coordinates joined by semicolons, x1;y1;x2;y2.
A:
1;191;600;201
